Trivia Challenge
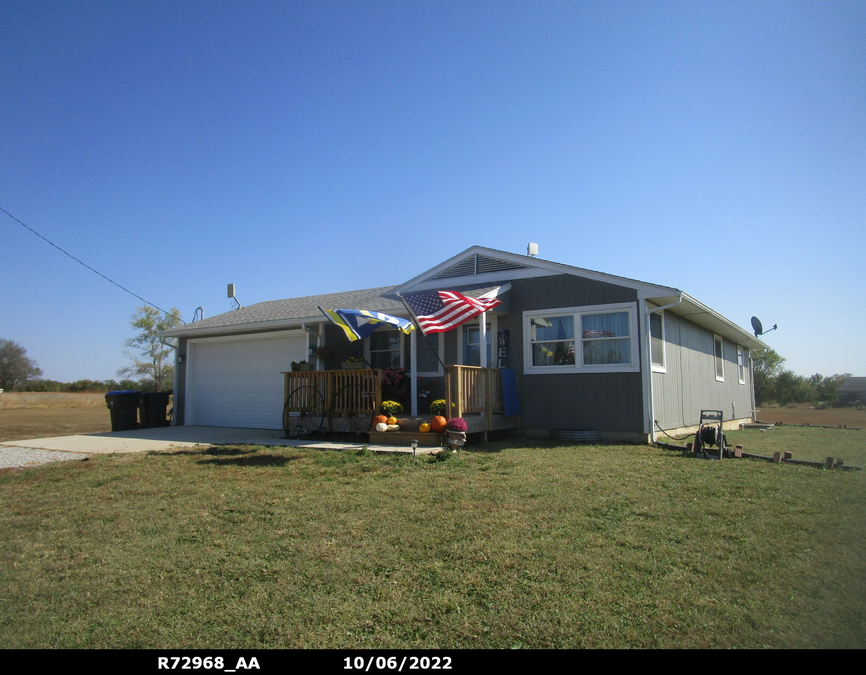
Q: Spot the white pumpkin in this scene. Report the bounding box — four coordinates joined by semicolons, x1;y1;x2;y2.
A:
375;422;388;432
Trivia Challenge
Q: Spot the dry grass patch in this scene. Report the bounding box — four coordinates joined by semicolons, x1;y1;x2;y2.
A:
0;392;107;410
0;408;111;442
757;404;866;429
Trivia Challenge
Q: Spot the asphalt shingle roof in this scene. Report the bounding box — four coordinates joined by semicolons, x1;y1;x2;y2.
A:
162;281;507;337
166;286;403;335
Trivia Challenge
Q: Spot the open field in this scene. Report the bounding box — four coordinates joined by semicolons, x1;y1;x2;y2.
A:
0;392;107;410
0;408;111;443
1;425;864;649
756;405;866;429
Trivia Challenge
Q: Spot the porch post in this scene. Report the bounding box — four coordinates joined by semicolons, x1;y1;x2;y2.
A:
479;311;487;368
410;328;418;416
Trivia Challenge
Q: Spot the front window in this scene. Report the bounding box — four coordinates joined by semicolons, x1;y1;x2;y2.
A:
581;312;631;365
529;316;575;367
523;303;639;373
368;329;443;375
463;322;493;367
369;331;401;369
405;335;441;373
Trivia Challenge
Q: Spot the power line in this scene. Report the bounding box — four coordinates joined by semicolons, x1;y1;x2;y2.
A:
1;206;183;322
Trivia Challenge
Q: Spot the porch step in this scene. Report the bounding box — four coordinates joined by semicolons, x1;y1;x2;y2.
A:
367;430;444;447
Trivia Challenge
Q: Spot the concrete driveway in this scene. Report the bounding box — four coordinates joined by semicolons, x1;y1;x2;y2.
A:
0;425;437;459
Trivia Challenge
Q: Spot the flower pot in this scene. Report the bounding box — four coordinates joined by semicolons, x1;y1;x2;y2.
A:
444;429;466;450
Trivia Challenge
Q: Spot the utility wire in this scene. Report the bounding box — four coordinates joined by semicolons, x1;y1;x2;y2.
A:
1;206;183;322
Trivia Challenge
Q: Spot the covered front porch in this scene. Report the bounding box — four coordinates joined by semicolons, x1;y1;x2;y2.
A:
282;364;519;439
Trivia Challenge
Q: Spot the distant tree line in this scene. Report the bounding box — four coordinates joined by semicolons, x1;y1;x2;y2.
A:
753;349;851;407
15;378;168;393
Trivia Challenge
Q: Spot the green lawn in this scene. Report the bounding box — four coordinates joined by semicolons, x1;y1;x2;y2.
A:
1;427;863;649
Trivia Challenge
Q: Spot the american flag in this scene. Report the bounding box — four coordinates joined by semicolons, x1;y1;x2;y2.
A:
403;290;501;334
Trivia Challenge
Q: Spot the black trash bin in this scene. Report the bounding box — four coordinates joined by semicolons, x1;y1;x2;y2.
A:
105;390;141;431
140;391;172;428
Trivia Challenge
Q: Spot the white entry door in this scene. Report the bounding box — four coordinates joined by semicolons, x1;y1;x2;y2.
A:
186;332;307;428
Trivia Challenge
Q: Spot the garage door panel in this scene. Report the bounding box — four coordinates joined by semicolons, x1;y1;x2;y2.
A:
188;333;307;429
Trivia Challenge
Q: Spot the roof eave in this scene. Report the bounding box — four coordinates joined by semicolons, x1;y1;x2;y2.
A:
660;293;769;351
159;316;329;339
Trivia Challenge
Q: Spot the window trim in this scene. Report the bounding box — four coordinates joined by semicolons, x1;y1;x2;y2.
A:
714;334;725;382
649;310;666;373
523;302;640;374
737;345;746;385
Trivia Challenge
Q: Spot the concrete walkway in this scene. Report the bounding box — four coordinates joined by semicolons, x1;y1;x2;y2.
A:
0;425;440;456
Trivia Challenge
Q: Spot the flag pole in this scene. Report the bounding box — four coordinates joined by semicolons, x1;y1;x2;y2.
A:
396;293;447;371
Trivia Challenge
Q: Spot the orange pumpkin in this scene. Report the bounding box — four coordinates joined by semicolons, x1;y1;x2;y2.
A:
374;415;388;426
430;416;447;433
419;423;431;433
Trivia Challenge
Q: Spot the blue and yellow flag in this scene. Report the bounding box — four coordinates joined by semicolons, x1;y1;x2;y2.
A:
321;309;414;342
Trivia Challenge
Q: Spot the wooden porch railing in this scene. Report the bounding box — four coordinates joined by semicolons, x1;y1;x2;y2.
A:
444;365;505;419
283;369;382;420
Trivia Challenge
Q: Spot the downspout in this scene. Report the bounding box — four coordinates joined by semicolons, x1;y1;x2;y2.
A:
645;295;683;443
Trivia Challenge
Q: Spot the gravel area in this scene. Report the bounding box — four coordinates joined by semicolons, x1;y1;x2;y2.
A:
0;446;88;469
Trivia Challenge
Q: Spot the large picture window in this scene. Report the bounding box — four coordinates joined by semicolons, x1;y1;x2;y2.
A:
523;303;639;373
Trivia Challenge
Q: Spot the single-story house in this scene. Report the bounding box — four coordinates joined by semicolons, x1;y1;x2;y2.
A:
160;245;768;443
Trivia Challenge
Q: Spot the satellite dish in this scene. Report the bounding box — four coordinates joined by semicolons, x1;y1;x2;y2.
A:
751;316;777;338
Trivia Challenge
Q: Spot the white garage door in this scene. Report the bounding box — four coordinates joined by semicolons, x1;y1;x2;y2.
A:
187;332;308;429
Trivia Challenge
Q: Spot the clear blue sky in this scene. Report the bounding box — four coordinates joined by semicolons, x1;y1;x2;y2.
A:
2;1;864;382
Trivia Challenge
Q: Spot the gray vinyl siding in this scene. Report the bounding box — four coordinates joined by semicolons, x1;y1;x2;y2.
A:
510;275;644;433
652;311;753;430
